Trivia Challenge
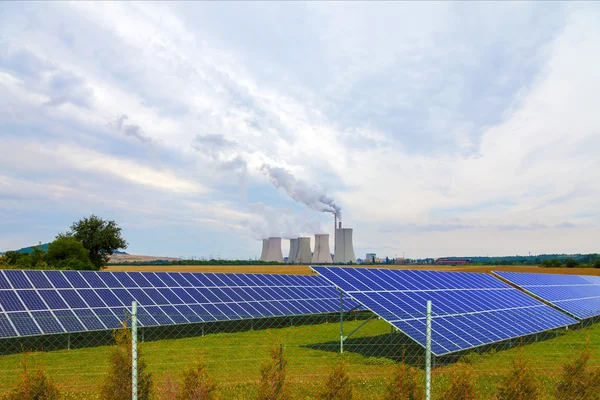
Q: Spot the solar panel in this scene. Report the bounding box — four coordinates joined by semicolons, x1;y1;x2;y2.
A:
313;267;577;356
0;270;358;339
495;271;600;319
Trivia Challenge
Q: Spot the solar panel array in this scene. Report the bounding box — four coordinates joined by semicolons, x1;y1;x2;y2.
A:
495;271;600;319
313;267;577;356
0;270;359;339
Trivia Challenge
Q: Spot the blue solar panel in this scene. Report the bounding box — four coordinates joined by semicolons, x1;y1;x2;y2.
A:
0;270;358;339
495;271;600;319
0;272;11;289
32;311;64;334
313;267;577;356
3;270;33;289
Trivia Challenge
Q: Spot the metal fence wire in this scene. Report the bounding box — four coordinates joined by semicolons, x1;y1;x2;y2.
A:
1;299;599;399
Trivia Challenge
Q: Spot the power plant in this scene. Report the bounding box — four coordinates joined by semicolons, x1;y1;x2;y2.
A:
297;237;312;263
333;225;356;264
259;217;356;264
260;237;284;263
287;238;299;263
312;233;333;264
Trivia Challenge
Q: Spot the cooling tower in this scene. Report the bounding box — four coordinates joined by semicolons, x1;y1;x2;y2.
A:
288;238;299;263
259;239;269;261
297;237;312;264
333;228;356;264
312;234;333;264
265;237;284;263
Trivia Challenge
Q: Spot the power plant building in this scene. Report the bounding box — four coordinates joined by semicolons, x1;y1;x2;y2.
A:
297;237;312;264
259;239;269;261
287;238;299;264
333;228;356;264
312;234;333;264
265;237;284;263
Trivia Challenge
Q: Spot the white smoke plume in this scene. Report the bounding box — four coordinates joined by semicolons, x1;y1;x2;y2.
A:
242;203;324;239
260;164;342;219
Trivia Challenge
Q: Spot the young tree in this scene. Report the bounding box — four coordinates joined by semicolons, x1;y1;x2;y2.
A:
384;362;424;400
100;324;152;400
556;344;600;400
496;350;538;400
257;344;289;400
68;215;127;270
46;236;95;270
320;360;353;400
177;358;217;400
5;355;61;400
440;366;477;400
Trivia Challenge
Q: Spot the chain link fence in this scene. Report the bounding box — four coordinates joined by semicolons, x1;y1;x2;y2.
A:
0;300;599;399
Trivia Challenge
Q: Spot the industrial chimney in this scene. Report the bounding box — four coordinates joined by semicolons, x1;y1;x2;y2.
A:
265;237;284;263
333;228;356;264
297;237;312;264
312;234;333;264
259;239;269;261
287;238;299;264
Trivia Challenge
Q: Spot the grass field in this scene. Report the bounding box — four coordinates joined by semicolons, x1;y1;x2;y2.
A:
105;264;600;276
1;317;599;399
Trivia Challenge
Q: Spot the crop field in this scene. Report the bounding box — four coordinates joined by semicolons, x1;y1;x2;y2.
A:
106;263;600;276
0;316;599;399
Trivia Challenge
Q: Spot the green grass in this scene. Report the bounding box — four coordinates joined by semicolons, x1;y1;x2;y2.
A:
1;319;599;399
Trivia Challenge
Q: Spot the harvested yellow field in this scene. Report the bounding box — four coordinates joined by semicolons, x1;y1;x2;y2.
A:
105;264;600;276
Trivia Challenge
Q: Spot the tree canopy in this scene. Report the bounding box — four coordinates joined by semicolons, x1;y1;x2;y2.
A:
46;235;95;270
68;215;127;270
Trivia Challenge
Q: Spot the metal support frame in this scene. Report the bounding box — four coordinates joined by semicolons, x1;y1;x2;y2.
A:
131;301;138;400
339;288;376;353
67;334;71;350
425;300;432;400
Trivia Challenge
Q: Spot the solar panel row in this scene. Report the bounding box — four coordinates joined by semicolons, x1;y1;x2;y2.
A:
0;270;358;339
495;271;600;319
313;267;577;356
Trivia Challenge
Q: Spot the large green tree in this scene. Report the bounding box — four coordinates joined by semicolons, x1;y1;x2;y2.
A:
46;236;95;270
67;215;127;270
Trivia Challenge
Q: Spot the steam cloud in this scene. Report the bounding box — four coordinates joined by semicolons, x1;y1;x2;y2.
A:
243;203;323;239
260;164;342;219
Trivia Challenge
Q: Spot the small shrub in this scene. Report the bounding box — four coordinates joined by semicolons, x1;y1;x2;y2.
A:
155;373;178;400
4;355;61;400
440;365;477;400
383;362;423;400
178;358;217;400
496;349;538;400
100;324;153;400
257;344;289;400
320;360;353;400
556;344;600;400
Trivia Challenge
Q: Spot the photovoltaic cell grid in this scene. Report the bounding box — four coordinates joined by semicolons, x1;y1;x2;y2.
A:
0;270;359;339
495;271;600;319
312;267;577;356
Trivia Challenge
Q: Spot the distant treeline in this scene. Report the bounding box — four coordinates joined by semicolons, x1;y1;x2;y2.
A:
436;254;599;267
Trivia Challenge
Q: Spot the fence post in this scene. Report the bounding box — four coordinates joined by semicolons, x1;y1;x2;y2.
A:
425;300;432;400
339;289;344;354
131;301;138;400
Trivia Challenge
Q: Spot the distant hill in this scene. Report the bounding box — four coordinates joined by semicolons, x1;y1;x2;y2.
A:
2;243;128;255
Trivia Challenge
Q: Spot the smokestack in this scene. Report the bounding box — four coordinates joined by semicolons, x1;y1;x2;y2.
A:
312;234;333;264
259;239;269;261
333;228;356;264
265;237;284;263
297;237;312;264
288;238;299;264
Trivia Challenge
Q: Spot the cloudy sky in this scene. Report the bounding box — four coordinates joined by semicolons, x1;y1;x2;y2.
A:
1;2;599;259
